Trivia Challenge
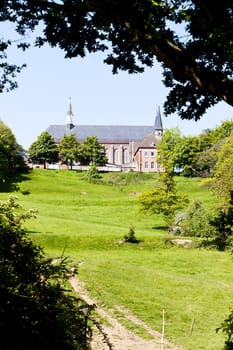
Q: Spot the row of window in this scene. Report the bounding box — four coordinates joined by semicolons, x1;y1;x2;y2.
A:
106;149;156;162
105;149;129;164
105;148;157;166
145;161;155;169
144;162;161;170
144;151;154;157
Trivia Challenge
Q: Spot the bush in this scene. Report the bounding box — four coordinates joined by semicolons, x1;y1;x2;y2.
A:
124;225;139;243
217;309;233;349
86;163;101;182
209;191;233;251
0;196;92;350
175;200;214;239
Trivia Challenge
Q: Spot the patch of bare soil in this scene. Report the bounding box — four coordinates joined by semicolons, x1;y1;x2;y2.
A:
128;192;142;197
69;276;183;350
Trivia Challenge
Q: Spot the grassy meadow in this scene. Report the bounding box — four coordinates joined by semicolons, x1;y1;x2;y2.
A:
0;169;232;350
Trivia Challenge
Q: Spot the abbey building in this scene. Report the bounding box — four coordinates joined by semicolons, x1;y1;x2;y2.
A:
47;100;163;172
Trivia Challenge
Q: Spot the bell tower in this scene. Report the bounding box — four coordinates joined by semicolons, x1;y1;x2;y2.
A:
66;97;75;133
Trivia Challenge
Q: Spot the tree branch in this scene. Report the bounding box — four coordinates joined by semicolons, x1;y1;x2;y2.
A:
148;38;233;106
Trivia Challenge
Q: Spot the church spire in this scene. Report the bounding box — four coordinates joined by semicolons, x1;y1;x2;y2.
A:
66;97;75;131
154;105;163;131
67;97;74;125
154;105;163;143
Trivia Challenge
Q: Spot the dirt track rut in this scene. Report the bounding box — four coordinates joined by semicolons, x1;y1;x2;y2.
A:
69;276;183;350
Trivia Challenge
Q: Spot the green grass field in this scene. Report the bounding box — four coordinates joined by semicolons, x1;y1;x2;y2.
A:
0;169;232;350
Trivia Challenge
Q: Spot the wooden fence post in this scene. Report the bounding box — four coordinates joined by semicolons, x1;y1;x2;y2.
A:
161;309;165;350
189;317;195;336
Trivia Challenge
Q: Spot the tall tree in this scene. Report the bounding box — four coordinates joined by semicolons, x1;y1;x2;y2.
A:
59;134;79;169
175;136;201;177
29;131;58;168
209;120;233;144
158;127;223;177
157;127;183;172
195;142;221;178
78;136;107;166
0;121;26;177
193;120;233;177
141;128;189;233
210;131;233;206
139;168;189;233
1;1;233;119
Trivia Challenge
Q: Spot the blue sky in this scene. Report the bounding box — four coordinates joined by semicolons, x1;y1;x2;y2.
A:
0;33;233;149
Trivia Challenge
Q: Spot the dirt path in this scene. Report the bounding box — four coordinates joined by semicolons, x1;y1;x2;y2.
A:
69;277;183;350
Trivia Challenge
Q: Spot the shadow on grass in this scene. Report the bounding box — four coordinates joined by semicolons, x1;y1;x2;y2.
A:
124;238;144;244
0;171;32;193
26;230;45;234
152;225;167;231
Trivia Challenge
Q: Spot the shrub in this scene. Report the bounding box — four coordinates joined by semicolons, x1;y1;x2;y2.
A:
0;196;92;350
209;191;233;251
217;309;233;349
175;200;214;239
124;225;139;243
86;163;101;182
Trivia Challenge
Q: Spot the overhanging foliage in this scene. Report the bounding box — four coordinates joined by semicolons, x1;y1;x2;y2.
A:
1;1;233;119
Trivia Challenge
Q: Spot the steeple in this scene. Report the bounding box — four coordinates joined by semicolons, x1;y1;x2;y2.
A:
154;105;163;131
154;105;163;143
66;97;75;131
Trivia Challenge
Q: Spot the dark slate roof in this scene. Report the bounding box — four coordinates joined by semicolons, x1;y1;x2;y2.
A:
47;125;155;143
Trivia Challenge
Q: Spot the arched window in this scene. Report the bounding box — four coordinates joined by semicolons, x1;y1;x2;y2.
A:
104;149;109;162
114;149;119;164
123;149;128;164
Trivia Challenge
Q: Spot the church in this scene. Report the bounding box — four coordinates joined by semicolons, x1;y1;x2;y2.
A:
47;100;163;172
